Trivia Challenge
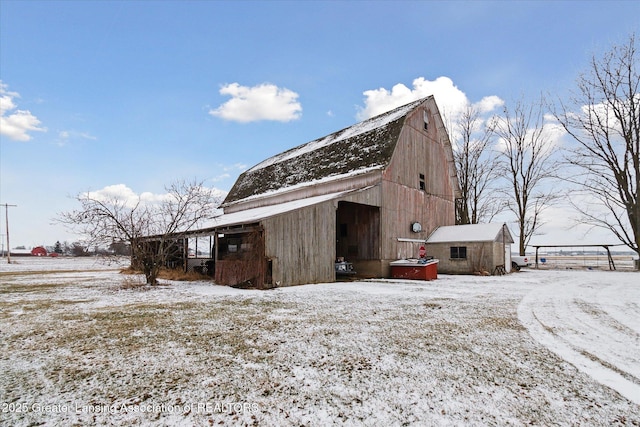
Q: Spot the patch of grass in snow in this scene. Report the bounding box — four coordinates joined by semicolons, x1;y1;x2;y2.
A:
0;281;72;294
476;316;525;331
575;300;636;335
0;269;109;277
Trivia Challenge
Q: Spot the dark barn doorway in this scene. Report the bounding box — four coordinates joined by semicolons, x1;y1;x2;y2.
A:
336;201;380;276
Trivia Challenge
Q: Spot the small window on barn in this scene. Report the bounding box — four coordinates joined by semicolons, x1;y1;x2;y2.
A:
419;174;426;191
450;246;467;259
423;109;429;130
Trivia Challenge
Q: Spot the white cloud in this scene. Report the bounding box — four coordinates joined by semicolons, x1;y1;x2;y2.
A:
0;81;46;141
475;95;505;114
357;77;505;149
227;162;248;171
209;83;302;123
541;114;568;148
211;173;231;183
357;76;484;121
529;199;622;246
211;162;248;183
88;184;171;208
492;112;568;154
88;184;227;209
57;130;97;146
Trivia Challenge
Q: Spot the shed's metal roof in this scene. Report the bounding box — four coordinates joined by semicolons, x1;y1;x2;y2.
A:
427;223;514;244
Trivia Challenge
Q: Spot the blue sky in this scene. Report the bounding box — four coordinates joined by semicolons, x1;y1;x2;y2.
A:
1;0;639;249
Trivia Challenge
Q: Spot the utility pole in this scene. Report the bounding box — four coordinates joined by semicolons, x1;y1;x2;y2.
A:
1;204;17;264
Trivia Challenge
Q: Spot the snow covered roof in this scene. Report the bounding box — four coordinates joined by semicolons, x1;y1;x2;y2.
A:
427;223;514;244
223;97;430;205
189;188;362;235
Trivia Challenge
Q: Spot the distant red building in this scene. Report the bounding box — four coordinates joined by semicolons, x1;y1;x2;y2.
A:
31;246;48;256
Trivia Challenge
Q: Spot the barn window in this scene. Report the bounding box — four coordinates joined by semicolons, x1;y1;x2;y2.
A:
423;109;429;130
419;174;426;191
450;246;467;259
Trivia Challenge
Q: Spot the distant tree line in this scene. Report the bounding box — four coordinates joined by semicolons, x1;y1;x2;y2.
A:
45;240;131;257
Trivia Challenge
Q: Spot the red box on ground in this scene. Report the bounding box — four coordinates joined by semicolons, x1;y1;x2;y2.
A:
390;259;438;281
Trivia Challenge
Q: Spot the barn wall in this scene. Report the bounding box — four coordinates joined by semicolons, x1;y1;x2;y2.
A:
383;100;458;200
263;200;337;287
380;183;455;247
379;100;457;277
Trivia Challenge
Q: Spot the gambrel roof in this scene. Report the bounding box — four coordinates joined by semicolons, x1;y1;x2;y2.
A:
222;97;430;206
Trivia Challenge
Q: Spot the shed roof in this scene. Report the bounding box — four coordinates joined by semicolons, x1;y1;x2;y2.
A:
427;223;514;244
223;97;430;205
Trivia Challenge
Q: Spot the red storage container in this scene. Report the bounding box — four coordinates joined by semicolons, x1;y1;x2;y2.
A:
390;259;438;281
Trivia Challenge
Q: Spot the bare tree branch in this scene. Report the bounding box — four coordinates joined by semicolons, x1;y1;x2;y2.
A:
554;33;639;264
452;103;504;225
57;179;222;284
493;95;561;255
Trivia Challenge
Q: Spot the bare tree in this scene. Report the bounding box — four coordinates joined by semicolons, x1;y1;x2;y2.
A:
554;34;639;267
59;179;221;284
493;97;560;255
453;103;503;225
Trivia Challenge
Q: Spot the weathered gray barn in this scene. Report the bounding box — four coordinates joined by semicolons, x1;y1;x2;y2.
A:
425;223;514;275
189;96;461;288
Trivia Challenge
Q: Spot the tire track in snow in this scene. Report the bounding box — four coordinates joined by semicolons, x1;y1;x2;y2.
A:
518;277;640;405
597;282;640;335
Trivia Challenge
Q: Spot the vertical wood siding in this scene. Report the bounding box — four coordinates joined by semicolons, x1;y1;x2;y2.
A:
380;100;457;274
263;201;336;286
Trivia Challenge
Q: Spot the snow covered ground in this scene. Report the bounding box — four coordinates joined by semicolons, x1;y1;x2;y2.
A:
1;257;638;426
518;271;640;405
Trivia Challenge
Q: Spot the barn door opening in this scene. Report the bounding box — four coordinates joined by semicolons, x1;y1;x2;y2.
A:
336;202;380;276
